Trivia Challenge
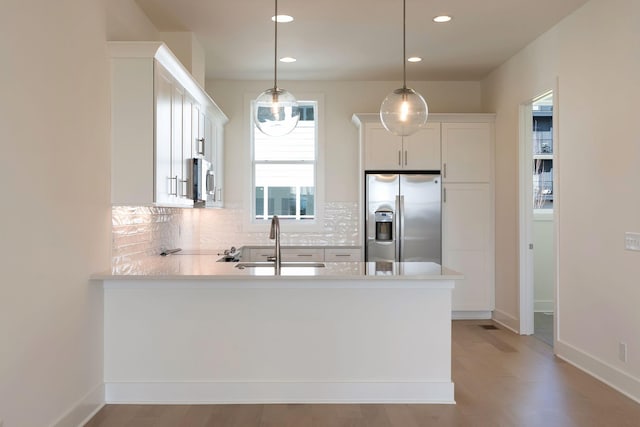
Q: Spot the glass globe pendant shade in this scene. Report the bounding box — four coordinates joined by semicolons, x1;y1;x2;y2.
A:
255;87;300;137
380;87;428;136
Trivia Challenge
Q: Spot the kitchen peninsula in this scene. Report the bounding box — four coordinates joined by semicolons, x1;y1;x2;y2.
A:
93;257;461;404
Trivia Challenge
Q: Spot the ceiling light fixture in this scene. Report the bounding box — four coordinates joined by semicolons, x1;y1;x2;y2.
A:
407;56;422;62
433;15;452;23
280;56;296;63
255;0;300;136
379;0;428;136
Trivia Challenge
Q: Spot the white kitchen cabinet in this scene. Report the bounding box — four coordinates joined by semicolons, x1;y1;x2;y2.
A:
243;247;361;262
324;248;362;262
353;113;495;318
442;122;492;183
360;121;441;171
193;103;225;207
282;248;325;262
110;41;227;207
442;183;494;312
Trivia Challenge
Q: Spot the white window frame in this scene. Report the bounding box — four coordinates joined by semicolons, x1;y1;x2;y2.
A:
243;92;325;233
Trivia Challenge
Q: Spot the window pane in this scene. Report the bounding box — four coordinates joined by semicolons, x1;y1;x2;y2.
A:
300;186;315;217
254;118;315;161
255;163;314;187
255;187;264;216
267;187;296;216
533;159;553;209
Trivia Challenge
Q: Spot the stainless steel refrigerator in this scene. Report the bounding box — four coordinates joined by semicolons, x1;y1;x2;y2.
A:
365;172;441;263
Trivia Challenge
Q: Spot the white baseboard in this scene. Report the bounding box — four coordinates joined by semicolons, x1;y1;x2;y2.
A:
51;383;105;427
451;311;492;320
492;309;519;333
105;381;455;404
555;340;640;404
534;300;554;313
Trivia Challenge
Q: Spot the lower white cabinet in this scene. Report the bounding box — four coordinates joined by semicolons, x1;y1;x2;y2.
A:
243;247;362;262
282;248;325;262
442;183;494;312
324;248;362;262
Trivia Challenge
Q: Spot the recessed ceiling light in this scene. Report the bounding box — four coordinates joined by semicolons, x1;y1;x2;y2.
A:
433;15;452;23
280;57;296;63
271;15;294;23
407;57;422;63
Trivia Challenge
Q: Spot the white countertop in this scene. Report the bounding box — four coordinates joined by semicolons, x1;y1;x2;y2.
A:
92;254;462;282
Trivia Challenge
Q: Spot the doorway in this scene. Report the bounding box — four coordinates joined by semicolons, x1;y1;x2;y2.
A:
519;91;557;345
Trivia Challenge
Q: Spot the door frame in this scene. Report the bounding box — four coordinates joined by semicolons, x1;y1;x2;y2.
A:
518;83;560;340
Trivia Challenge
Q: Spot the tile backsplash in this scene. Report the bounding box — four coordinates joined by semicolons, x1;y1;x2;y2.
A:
111;202;360;268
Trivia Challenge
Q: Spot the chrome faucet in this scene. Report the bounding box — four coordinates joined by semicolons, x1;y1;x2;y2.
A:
267;215;281;273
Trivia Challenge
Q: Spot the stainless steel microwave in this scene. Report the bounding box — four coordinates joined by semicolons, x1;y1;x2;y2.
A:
189;158;214;206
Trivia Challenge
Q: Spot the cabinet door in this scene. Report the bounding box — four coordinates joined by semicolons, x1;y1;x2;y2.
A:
282;248;324;262
442;183;493;311
212;117;224;207
154;63;174;205
324;248;362;261
442;122;491;183
247;248;275;262
182;94;195;200
171;84;185;200
364;123;403;170
403;122;441;170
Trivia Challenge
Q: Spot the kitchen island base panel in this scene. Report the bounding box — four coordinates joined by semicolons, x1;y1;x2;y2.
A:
104;279;454;404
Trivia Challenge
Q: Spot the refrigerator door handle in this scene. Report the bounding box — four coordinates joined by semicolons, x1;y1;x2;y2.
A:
395;195;401;261
399;195;405;262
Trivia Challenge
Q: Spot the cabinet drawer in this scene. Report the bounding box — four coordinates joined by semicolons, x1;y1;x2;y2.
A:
282;248;325;262
246;248;275;261
324;248;362;262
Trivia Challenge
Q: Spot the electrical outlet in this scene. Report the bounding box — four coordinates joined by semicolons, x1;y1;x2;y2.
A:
625;232;640;251
619;342;628;362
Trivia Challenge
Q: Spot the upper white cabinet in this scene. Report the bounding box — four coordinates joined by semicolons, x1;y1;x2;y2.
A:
193;103;225;207
110;42;228;207
442;122;492;183
359;120;441;170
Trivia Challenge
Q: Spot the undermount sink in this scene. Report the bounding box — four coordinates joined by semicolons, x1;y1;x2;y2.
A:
235;261;325;269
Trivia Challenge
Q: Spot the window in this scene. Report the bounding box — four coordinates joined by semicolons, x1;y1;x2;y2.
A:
252;102;317;221
532;94;553;211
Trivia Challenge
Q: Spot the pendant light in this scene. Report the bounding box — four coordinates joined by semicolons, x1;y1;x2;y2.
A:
254;0;300;137
379;0;428;136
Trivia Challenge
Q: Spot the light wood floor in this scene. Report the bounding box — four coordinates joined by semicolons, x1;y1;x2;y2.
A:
85;320;640;426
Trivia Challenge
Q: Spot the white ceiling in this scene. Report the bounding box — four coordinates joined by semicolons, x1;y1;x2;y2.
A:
134;0;589;81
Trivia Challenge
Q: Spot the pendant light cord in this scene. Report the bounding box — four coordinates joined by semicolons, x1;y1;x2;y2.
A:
402;0;406;90
274;0;278;90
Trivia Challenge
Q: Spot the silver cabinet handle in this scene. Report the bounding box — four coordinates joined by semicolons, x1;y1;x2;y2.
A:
206;171;215;195
404;150;408;166
196;138;205;156
179;179;188;198
443;163;447;179
335;254;351;257
443;187;447;203
168;176;178;196
398;150;401;166
399;195;405;261
297;254;313;257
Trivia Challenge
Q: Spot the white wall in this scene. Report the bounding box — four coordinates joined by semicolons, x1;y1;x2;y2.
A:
0;1;158;426
206;80;482;206
483;0;640;400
